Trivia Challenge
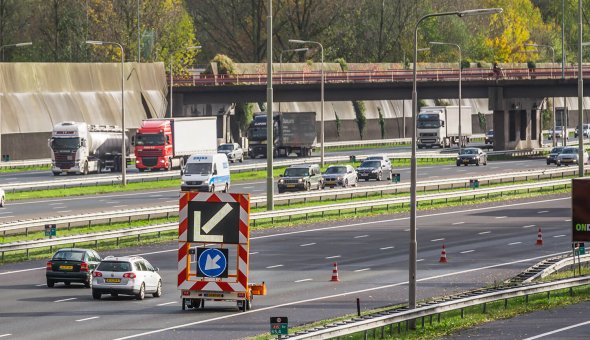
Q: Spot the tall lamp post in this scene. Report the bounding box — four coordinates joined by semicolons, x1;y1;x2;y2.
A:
0;41;33;161
288;39;324;166
525;43;556;146
410;8;502;327
170;46;201;117
429;41;463;153
86;40;127;186
578;0;584;177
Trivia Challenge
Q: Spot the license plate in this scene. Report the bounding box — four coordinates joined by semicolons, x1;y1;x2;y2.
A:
463;160;469;163
204;293;223;298
105;278;121;283
60;265;73;270
287;184;295;188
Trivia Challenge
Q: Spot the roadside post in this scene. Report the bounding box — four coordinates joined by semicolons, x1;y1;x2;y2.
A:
349;155;356;165
469;179;479;189
392;173;401;184
270;316;288;338
44;224;56;239
571;178;590;275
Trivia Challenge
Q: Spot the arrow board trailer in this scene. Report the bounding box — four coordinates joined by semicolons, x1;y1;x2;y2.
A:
177;192;266;312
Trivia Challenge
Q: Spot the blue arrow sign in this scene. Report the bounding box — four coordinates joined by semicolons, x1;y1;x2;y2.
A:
197;248;228;278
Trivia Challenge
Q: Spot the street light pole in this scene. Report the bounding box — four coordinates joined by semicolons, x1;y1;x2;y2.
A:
289;39;324;166
429;42;462;153
266;0;274;211
170;46;201;117
578;0;584;177
86;40;127;186
410;8;502;328
525;43;556;146
0;41;33;162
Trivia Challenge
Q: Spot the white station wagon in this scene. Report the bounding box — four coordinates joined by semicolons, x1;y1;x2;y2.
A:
92;256;162;300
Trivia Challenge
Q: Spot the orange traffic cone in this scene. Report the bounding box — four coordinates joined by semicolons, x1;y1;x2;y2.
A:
330;262;340;282
439;244;448;263
536;227;543;246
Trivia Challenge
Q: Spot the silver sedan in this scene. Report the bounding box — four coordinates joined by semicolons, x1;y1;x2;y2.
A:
322;165;358;188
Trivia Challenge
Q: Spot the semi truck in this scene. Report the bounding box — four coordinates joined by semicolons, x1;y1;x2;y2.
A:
49;121;129;176
133;117;217;172
417;106;472;149
247;111;316;158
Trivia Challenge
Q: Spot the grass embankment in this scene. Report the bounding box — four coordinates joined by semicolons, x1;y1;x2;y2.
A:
250;269;590;340
0;165;50;173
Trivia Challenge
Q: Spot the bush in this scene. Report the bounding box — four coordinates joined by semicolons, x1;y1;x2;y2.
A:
378;107;385;139
461;60;470;69
205;54;237;75
334;58;348;71
527;60;536;69
335;112;341;138
235;103;254;135
353;101;367;140
434;99;450;106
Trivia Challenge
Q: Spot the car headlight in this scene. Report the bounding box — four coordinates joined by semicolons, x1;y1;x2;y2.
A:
298;178;303;183
278;179;284;184
337;177;343;181
181;181;186;185
456;157;461;160
371;169;379;173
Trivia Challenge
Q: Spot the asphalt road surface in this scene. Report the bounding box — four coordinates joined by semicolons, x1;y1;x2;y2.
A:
0;194;574;339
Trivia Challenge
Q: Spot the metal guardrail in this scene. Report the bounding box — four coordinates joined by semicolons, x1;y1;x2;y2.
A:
0;178;570;256
0;159;51;169
284;276;590;339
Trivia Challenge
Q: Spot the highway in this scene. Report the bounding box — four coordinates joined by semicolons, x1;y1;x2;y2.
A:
0;158;550;222
0;194;573;339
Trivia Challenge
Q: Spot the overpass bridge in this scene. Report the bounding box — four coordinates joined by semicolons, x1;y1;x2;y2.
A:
172;66;590;151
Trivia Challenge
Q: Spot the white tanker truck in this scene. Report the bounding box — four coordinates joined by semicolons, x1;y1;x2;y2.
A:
49;121;129;175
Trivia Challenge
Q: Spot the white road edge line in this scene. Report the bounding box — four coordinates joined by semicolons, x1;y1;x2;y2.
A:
522;320;590;340
54;298;77;303
113;251;569;340
265;265;283;269
294;278;313;283
76;316;99;322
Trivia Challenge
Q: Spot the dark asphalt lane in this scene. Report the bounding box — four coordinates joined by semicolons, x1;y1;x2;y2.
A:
0;158;549;223
0;194;574;339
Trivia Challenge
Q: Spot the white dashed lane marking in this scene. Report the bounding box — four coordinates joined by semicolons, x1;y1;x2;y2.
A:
522;225;536;228
430;238;445;242
460;250;475;254
478;231;491;235
452;222;465;225
354;268;370;272
325;255;341;259
538;210;549;214
76;316;99;322
300;243;316;247
354;235;369;239
294;278;313;283
157;301;177;306
553;234;566;238
496;216;507;219
249;252;258;255
508;242;522;246
417;259;425;262
380;246;394;250
54;298;77;303
0;334;12;338
266;265;283;269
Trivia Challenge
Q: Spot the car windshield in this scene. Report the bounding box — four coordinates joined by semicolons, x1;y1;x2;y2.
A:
417;116;441;129
53;250;85;261
359;161;381;168
487;130;494;135
562;148;578;154
184;162;212;175
97;261;132;272
366;156;386;161
551;147;564;154
135;133;164;146
217;144;234;151
51;137;80;150
325;166;346;174
461;149;479;155
284;168;309;177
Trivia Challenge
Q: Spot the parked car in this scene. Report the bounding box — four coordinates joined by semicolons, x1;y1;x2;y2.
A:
485;129;494;145
548;126;565;139
277;164;324;193
356;159;392;181
574;124;590;138
92;255;162;300
456;147;488;166
546;146;565;165
322;165;358;188
556;147;589;166
217;143;244;163
46;248;101;288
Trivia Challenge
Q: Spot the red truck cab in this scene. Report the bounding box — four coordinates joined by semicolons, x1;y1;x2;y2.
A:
134;120;173;171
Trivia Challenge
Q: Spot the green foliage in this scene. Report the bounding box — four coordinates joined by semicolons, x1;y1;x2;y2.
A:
527;60;537;69
206;54;237;75
478;112;487;131
235;103;254;135
378;107;385;139
418;99;428;110
334;58;348;71
461;60;470;69
434;99;450;106
353;101;367;140
335;112;341;138
541;108;552;130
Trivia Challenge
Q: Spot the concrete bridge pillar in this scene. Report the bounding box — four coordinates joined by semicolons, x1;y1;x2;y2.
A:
488;87;543;151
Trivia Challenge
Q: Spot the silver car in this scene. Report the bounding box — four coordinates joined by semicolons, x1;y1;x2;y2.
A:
556;147;589;166
322;165;358;188
92;255;162;300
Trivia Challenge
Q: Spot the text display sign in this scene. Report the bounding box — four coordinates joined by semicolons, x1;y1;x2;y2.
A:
572;178;590;242
270;317;288;335
187;201;240;244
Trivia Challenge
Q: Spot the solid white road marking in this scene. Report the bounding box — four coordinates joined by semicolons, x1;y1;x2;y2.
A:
294;278;313;282
48;202;64;206
300;243;316;247
242;186;254;189
380;246;394;250
149;194;163;198
113;251;569;340
538;210;549;214
452;222;465;225
478;231;491;235
553;234;566;238
495;216;507;219
325;255;341;259
76;316;99;322
460;250;475;254
508;242;522;245
0;211;12;215
430;238;445;242
157;301;177;306
354;235;369;239
266;265;283;269
354;268;370;272
522;320;590;340
112;205;128;209
56;210;72;213
522;225;536;228
54;298;77;303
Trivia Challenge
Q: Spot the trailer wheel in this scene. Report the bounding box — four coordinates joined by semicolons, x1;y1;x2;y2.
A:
52;171;61;176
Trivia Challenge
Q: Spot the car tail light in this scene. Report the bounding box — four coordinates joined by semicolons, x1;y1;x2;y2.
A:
46;261;52;271
123;272;136;279
80;262;89;272
93;271;102;277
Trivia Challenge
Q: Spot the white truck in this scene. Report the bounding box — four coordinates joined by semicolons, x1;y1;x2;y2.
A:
417;106;472;149
49;122;129;175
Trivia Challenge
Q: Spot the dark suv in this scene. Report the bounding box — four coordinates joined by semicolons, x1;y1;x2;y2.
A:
356;159;392;181
277;164;324;193
46;248;101;288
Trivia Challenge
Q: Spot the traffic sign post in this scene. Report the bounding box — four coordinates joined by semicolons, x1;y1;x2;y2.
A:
469;179;479;189
196;247;228;278
392;173;400;183
270;316;288;337
44;224;56;238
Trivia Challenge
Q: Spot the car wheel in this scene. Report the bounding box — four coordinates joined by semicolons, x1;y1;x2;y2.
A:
182;298;187;310
138;168;145;172
364;178;369;182
92;290;101;300
84;278;92;288
52;171;61;176
111;293;118;298
153;280;162;298
0;196;4;207
377;172;382;181
476;160;480;166
46;280;55;288
344;179;348;188
306;182;311;191
456;163;460;167
278;189;284;194
222;183;229;193
387;172;392;180
239;155;244;163
546;160;550;165
230;158;235;163
136;283;145;300
210;184;215;192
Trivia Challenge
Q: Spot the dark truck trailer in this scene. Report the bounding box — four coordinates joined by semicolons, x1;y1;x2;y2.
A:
247;112;316;158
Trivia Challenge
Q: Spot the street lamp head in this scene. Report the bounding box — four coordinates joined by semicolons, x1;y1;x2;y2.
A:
289;39;307;44
457;8;503;17
291;48;309;52
15;42;32;47
86;40;103;45
417;48;430;52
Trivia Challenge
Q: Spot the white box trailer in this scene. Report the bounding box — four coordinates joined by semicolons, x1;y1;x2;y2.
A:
417;106;473;148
